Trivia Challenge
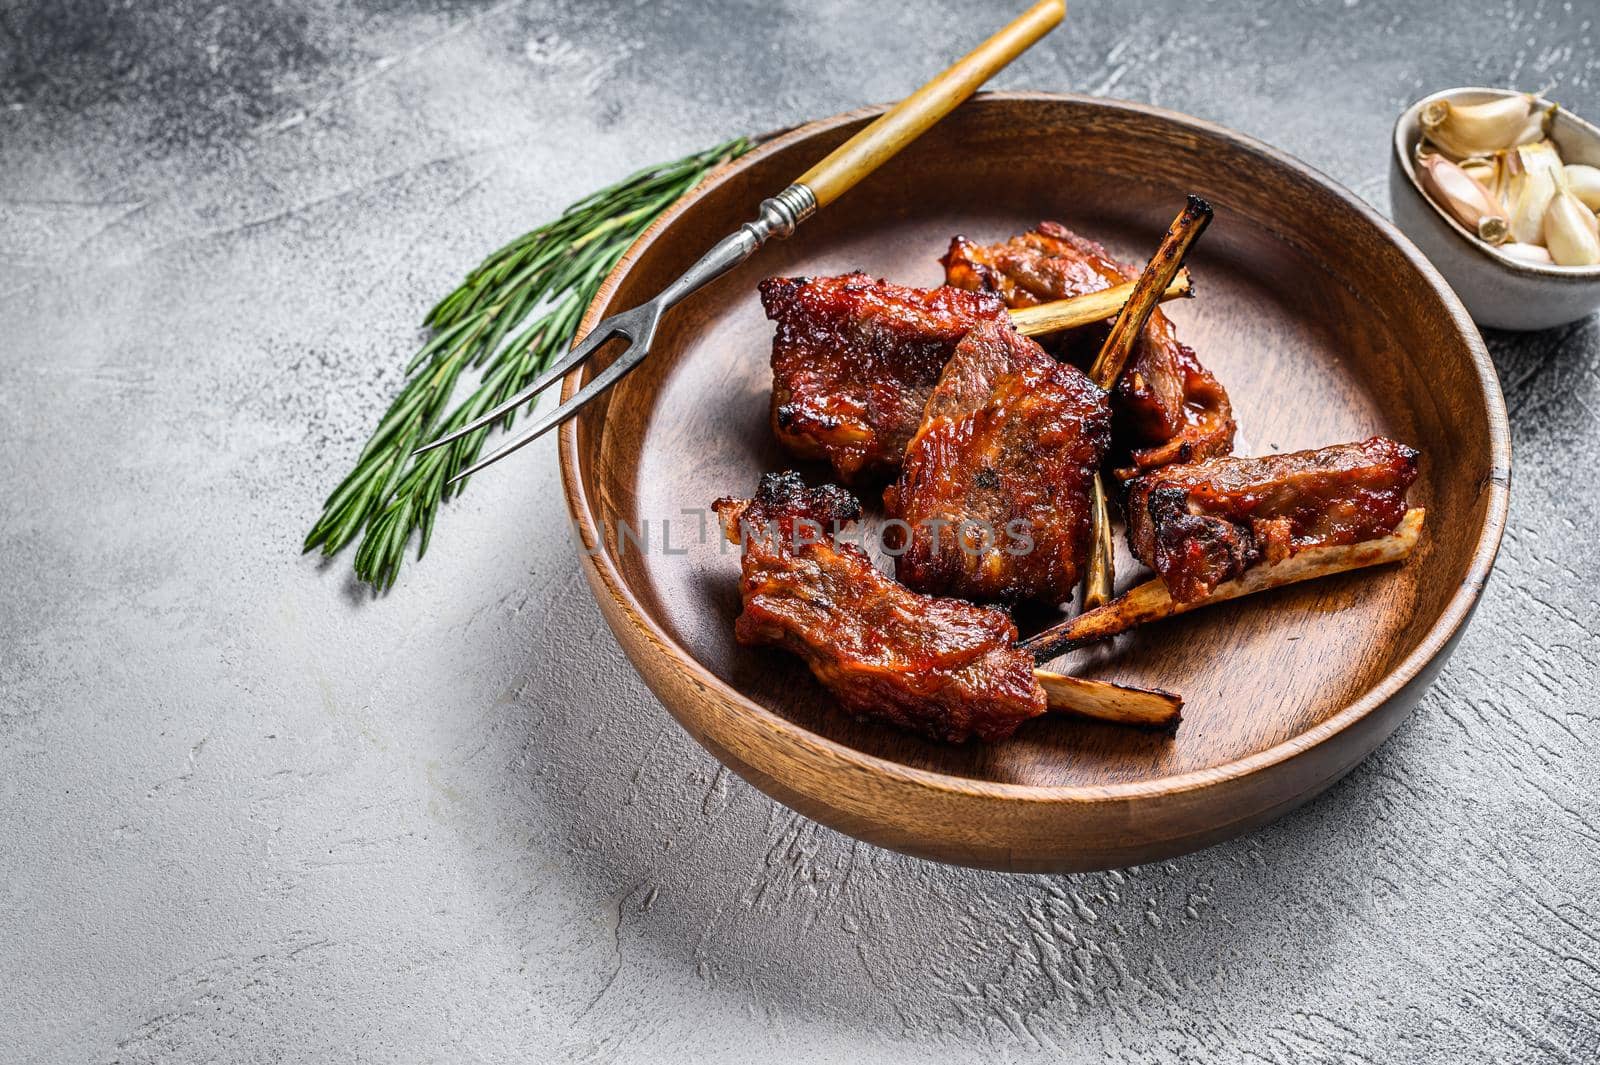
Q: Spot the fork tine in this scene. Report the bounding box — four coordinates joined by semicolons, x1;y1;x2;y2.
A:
412;317;624;457
446;338;651;486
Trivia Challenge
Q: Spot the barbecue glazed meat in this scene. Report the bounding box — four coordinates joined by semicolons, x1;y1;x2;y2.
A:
944;221;1121;309
760;273;1007;485
883;319;1112;605
1124;437;1421;602
713;471;1047;743
943;221;1234;472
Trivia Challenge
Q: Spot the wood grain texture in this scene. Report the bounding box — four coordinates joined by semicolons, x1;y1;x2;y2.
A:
557;93;1510;872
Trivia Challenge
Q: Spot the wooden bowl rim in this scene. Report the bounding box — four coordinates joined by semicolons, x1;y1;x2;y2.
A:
558;90;1511;805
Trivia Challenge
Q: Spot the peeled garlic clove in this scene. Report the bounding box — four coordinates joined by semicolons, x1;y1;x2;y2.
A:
1564;164;1600;211
1497;241;1555;264
1543;177;1600;266
1415;154;1511;243
1421;93;1537;159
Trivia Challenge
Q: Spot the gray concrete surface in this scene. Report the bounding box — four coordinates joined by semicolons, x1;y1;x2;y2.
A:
3;1;1598;1061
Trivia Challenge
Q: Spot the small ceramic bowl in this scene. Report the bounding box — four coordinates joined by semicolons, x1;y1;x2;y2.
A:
1391;86;1600;331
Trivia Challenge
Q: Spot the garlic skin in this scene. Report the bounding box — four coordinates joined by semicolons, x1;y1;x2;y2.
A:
1415;153;1511;243
1563;164;1600;211
1421;93;1537;159
1513;140;1565;179
1543;175;1600;266
1497;241;1555;265
1506;169;1556;244
1504;142;1563;245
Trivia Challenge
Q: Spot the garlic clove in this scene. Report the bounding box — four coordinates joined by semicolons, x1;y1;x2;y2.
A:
1504;142;1563;244
1511;102;1556;148
1421;93;1539;159
1460;156;1498;187
1563;164;1600;211
1415;153;1511;243
1508;174;1556;245
1497;241;1555;265
1487;149;1514;206
1542;173;1600;267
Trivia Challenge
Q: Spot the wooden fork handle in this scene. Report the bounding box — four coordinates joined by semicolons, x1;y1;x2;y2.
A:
793;0;1065;209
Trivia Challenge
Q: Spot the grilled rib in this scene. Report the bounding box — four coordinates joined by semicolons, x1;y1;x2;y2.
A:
883;319;1111;605
1123;436;1421;602
943;220;1234;472
760;273;1007;485
713;472;1048;742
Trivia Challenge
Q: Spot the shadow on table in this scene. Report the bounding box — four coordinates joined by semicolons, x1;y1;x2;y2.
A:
468;572;1433;1048
446;313;1600;1047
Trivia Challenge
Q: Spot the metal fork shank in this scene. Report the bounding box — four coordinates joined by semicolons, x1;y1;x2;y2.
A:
660;184;816;306
422;184;818;483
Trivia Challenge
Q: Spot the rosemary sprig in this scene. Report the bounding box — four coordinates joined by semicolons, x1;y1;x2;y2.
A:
305;136;755;589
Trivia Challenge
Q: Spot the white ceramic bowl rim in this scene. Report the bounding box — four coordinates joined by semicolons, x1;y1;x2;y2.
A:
1393;85;1600;282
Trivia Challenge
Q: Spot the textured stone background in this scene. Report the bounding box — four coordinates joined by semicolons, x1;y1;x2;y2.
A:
3;1;1598;1061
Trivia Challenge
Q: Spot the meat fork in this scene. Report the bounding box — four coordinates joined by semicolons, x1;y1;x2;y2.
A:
417;0;1067;483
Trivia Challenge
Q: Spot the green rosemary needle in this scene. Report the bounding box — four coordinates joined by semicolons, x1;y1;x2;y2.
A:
305;136;755;589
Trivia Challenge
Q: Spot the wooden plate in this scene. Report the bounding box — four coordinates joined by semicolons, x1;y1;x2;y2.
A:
558;93;1510;872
